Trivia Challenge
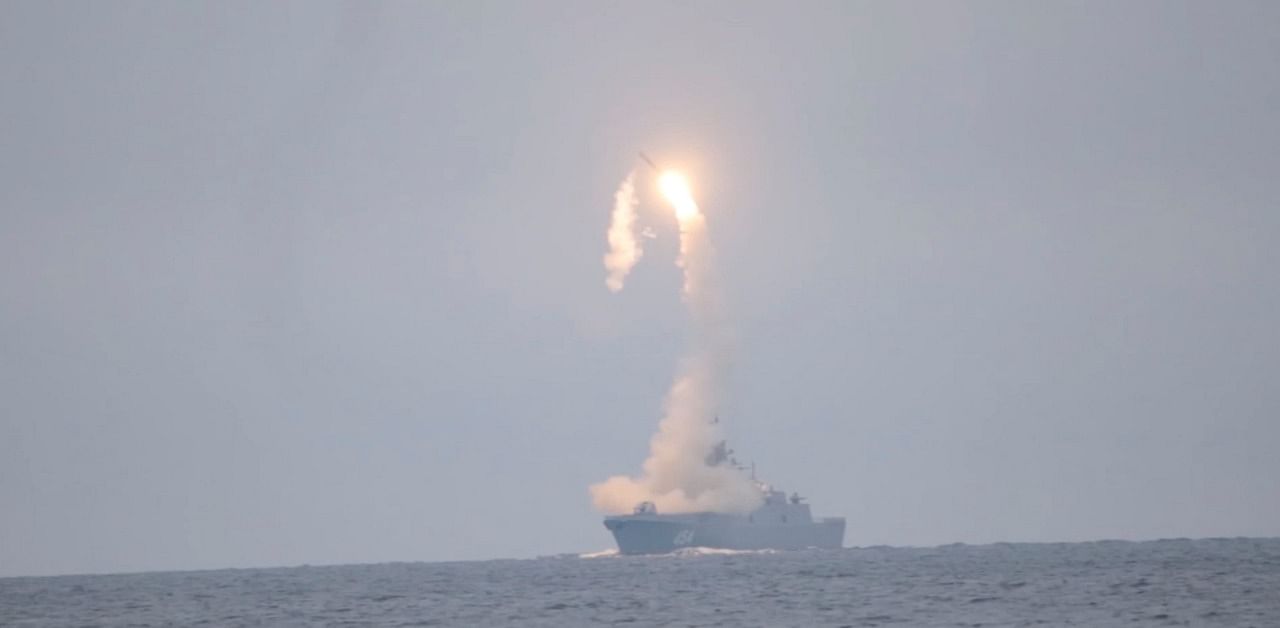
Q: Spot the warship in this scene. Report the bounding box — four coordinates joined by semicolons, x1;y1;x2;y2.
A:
602;441;846;554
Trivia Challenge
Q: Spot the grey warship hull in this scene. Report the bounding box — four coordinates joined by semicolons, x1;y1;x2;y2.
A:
603;490;845;554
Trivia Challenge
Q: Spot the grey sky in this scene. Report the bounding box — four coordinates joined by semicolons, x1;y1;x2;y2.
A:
2;1;1277;577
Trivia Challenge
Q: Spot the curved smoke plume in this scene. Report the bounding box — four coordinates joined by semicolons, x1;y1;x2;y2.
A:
591;170;762;515
602;171;641;293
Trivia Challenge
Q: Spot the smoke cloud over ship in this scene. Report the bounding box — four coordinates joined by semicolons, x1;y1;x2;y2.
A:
591;166;763;515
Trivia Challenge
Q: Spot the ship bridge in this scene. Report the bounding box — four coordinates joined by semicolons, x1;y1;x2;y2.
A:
749;489;814;525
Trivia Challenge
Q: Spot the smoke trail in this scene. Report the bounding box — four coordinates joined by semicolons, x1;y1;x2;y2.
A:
591;172;762;515
603;171;641;293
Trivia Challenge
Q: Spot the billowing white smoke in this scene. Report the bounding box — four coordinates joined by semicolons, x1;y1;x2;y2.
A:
602;171;641;293
591;171;763;515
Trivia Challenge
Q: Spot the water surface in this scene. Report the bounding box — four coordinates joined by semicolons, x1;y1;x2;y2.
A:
3;538;1277;626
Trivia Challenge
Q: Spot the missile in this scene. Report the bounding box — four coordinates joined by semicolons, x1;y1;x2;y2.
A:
638;152;659;172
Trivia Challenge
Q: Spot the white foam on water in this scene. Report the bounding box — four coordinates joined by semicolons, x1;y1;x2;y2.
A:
665;547;779;558
580;546;777;559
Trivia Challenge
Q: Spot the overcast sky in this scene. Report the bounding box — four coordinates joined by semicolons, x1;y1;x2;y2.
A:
2;1;1278;578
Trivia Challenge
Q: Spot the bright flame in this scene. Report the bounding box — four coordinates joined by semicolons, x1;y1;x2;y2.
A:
659;171;699;222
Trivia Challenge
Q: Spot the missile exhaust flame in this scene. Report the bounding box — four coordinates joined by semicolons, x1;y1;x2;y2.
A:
659;171;699;224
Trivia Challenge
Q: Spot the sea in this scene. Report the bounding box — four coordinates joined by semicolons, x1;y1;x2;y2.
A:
2;538;1278;627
